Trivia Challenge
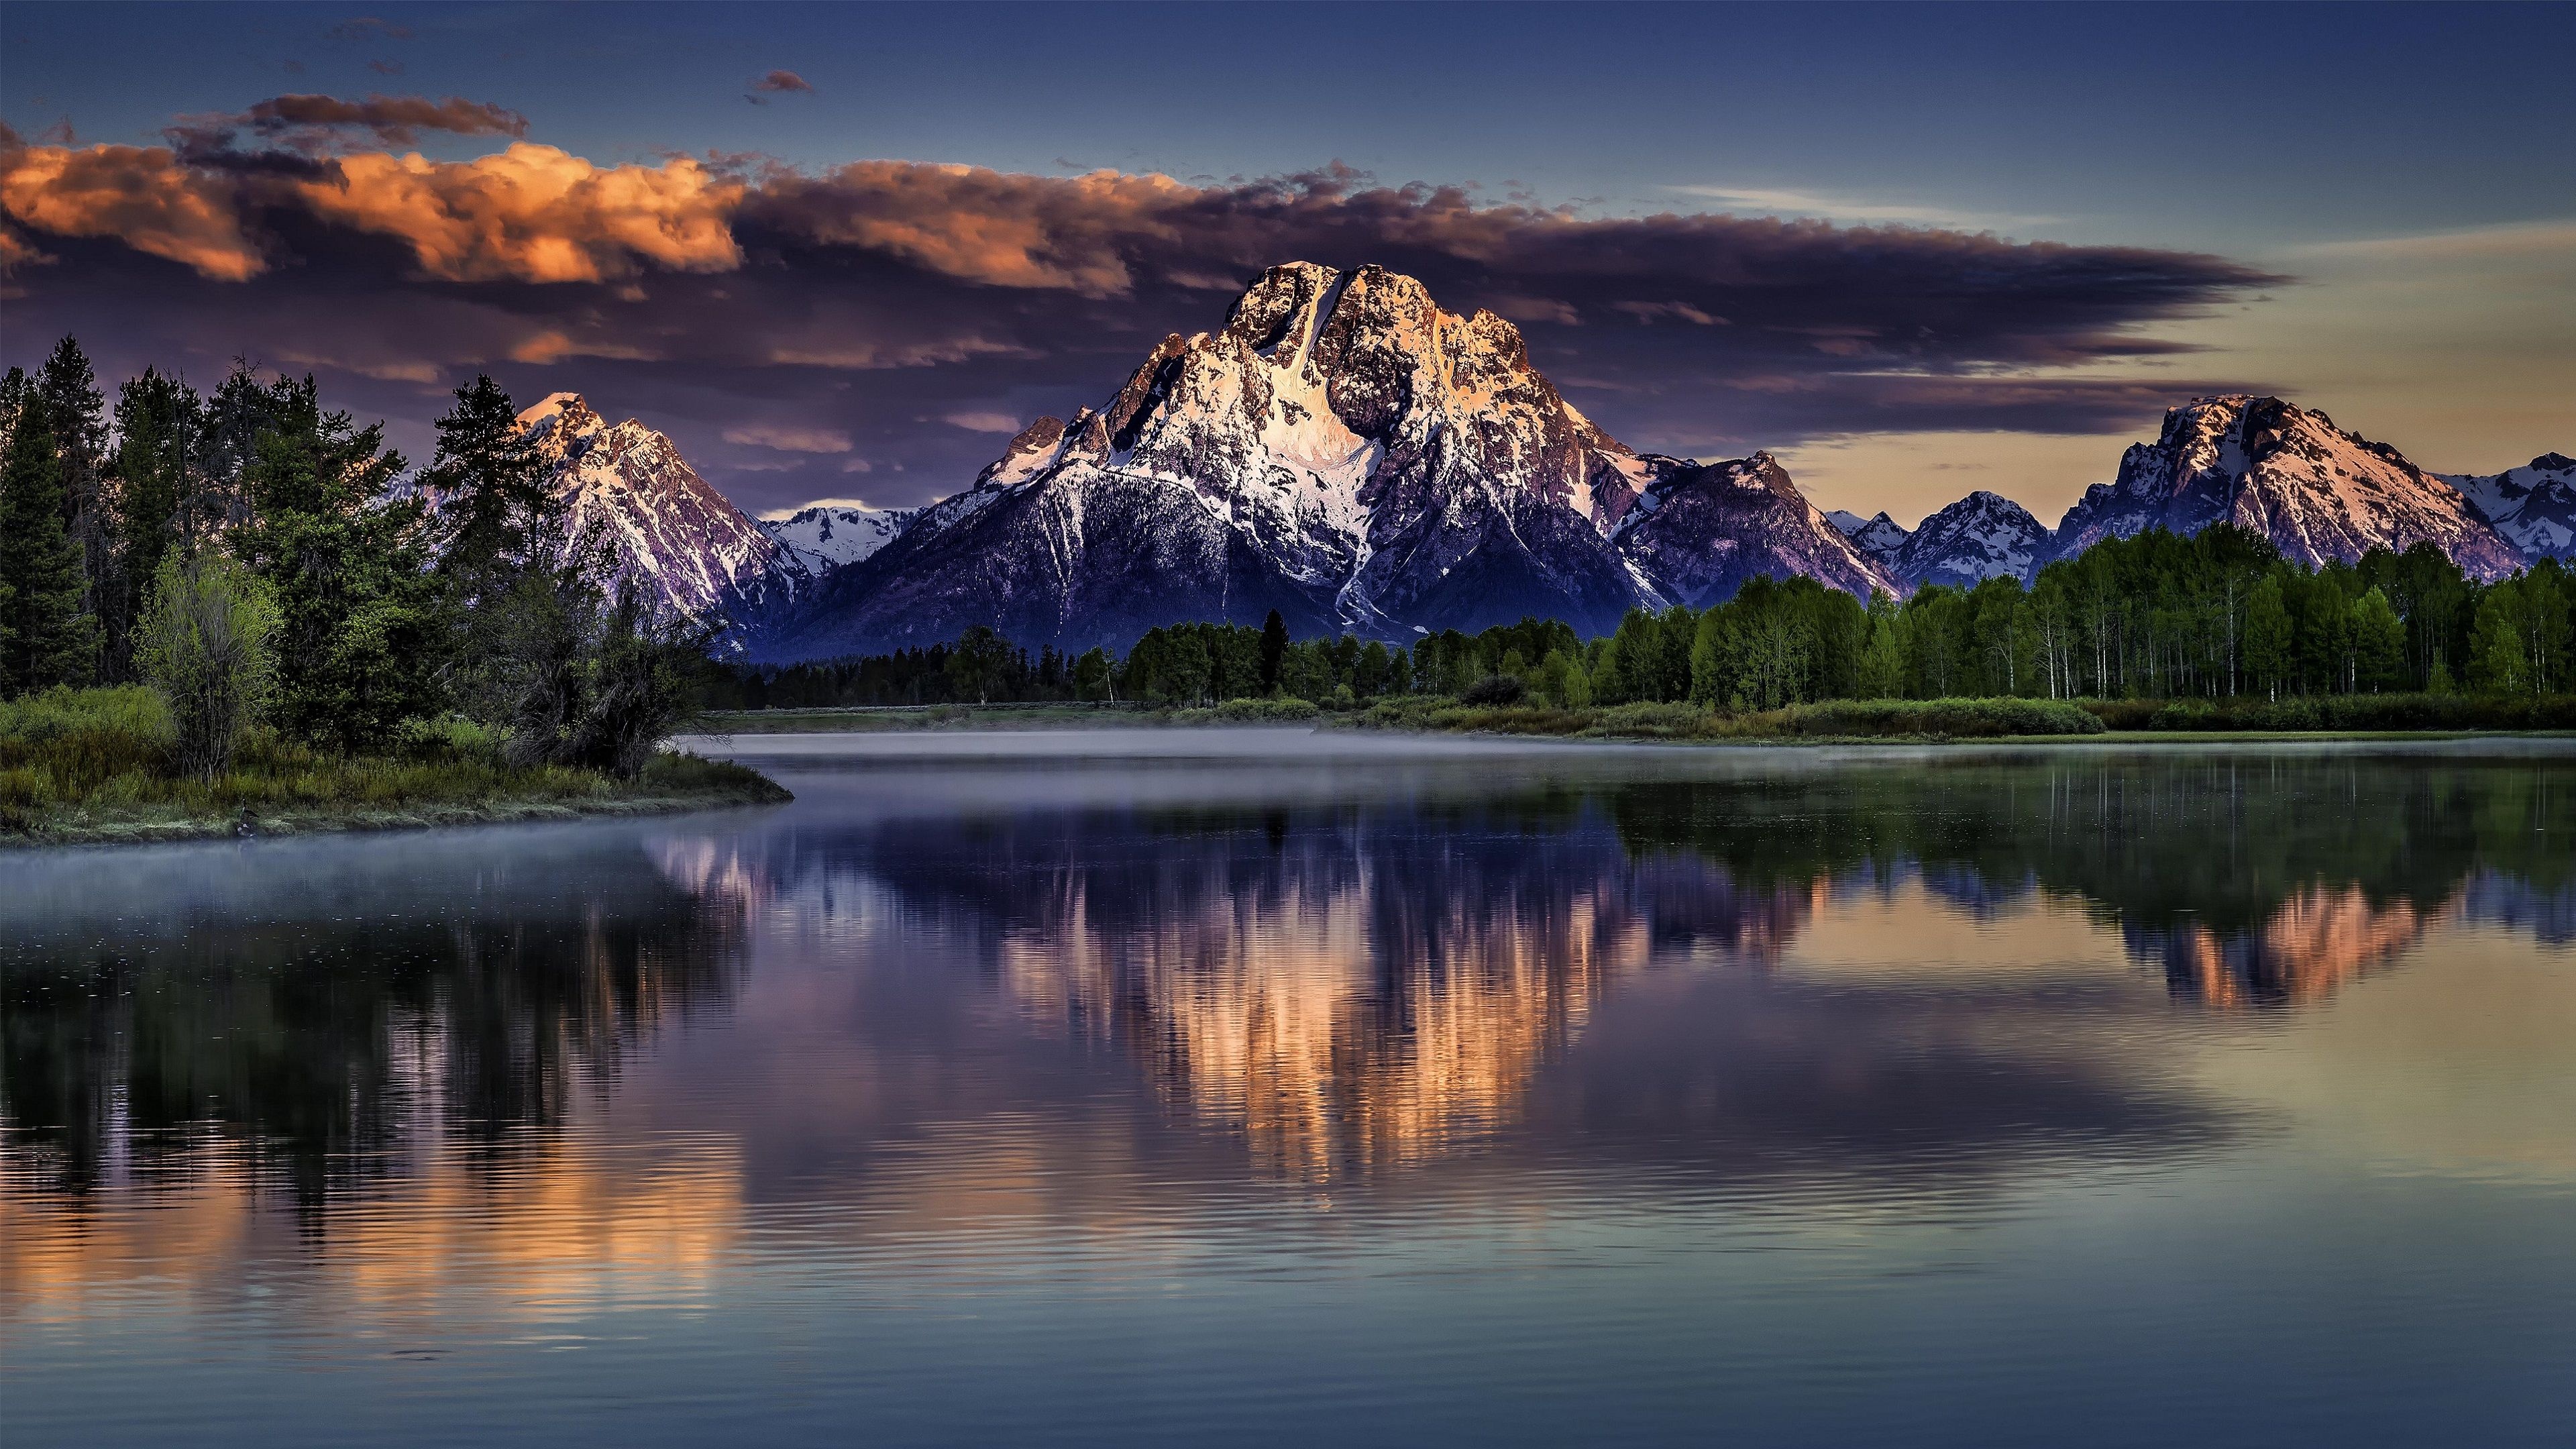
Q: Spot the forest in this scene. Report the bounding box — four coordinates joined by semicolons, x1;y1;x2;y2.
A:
729;525;2575;717
1;338;769;839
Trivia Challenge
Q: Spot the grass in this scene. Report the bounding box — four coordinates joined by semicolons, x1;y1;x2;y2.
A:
702;697;1324;733
2;686;790;847
1348;695;2105;741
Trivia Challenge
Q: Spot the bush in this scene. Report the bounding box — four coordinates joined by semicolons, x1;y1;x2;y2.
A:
2079;692;2576;733
1460;674;1528;706
133;551;280;782
1773;698;2105;738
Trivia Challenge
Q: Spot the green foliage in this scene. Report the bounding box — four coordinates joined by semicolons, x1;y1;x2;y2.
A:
944;624;1014;704
133;551;280;781
0;397;96;694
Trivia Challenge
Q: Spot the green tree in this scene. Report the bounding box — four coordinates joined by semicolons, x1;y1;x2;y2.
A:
2351;587;2407;692
1072;646;1114;702
233;378;442;750
134;550;279;781
1258;608;1289;694
944;625;1014;704
2243;574;2292;700
36;336;115;676
113;368;205;626
0;403;96;694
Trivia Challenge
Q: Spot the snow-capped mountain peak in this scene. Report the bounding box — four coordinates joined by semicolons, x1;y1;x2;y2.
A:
1828;508;1914;559
2051;394;2521;578
759;503;916;576
758;261;1886;659
515;393;798;620
2442;453;2576;561
1890;490;2049;589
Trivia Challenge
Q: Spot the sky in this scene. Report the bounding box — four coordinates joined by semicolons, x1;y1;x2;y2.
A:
3;1;2569;527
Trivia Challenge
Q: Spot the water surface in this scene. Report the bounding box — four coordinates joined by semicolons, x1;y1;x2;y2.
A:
6;730;2574;1446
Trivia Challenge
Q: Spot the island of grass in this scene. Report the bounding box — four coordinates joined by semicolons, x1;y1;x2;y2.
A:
699;688;2576;744
3;688;787;847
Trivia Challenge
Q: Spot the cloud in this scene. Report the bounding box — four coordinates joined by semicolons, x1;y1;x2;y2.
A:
299;144;743;282
751;70;813;95
1664;184;2064;231
0;129;266;280
723;422;853;453
176;93;529;154
0;123;2286;513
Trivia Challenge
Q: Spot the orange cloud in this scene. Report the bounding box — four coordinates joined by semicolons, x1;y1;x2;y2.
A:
299;142;743;282
0;136;266;280
753;162;1199;294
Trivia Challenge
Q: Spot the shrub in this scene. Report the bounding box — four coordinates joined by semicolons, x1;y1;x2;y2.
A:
1460;674;1528;706
133;552;280;782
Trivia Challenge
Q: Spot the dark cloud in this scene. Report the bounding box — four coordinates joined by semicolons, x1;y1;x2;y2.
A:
0;131;2286;513
751;70;814;94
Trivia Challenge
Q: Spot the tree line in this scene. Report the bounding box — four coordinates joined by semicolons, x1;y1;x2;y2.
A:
1;336;706;778
731;525;2576;710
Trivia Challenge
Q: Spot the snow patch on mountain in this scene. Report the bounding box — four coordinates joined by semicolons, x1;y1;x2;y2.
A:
2441;453;2576;561
2051;395;2521;578
759;504;916;576
517;392;799;619
1890;490;2050;589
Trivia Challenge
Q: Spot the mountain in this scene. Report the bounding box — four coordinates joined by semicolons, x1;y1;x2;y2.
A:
516;392;800;619
1888;490;2051;589
758;504;915;576
2442;453;2576;561
1827;508;1913;559
2049;395;2522;578
1616;453;1896;606
760;262;1880;659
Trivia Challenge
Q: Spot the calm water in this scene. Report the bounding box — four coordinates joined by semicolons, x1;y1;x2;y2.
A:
5;729;2575;1446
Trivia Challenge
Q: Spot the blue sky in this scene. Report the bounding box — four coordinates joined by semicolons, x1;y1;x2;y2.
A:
6;1;2570;522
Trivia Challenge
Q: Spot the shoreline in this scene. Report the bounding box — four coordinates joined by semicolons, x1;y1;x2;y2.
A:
2;761;790;849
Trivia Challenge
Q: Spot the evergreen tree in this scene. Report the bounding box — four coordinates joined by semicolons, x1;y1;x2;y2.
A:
2243;574;2293;700
233;378;443;750
1258;608;1289;694
424;374;559;587
112;367;205;633
0;405;96;694
36;336;117;676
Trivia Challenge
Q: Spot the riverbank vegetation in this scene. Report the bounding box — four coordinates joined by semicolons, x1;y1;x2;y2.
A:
1;341;781;844
723;525;2576;734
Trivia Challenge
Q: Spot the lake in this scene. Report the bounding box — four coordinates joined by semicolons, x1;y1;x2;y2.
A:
5;729;2574;1446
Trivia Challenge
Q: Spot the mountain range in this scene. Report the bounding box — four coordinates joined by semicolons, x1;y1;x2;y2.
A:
499;266;2561;657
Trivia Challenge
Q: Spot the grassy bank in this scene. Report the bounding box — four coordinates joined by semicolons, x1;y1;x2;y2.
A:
3;688;790;847
1348;696;2107;741
702;697;1326;733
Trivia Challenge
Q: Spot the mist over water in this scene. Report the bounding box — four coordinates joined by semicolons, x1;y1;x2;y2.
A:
6;731;2575;1446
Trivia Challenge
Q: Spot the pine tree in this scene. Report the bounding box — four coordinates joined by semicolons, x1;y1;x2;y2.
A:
113;367;205;631
0;404;97;694
1258;608;1288;694
424;374;559;588
36;335;117;676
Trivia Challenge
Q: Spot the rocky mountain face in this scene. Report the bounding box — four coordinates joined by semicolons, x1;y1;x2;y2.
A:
758;504;915;576
1887;490;2051;590
517;393;802;619
760;262;1883;659
1828;508;1913;561
2442;453;2576;561
1616;453;1895;606
2049;395;2523;578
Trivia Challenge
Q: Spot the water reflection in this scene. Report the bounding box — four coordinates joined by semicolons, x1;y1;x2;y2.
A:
7;741;2575;1445
1;828;746;1210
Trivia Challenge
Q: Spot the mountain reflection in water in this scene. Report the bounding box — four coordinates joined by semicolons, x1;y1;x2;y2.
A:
5;737;2574;1448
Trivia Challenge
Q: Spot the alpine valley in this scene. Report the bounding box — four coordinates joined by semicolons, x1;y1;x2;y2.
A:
511;265;2561;661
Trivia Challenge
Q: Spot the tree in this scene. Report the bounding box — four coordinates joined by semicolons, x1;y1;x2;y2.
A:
2351;587;2407;692
1258;608;1289;694
36;336;115;677
943;624;1013;704
134;550;278;781
0;403;96;694
113;368;205;631
1072;646;1114;702
425;374;560;587
2243;574;2292;700
233;378;442;751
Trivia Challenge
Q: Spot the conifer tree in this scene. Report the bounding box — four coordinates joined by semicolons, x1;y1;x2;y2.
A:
0;404;97;694
36;336;117;675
